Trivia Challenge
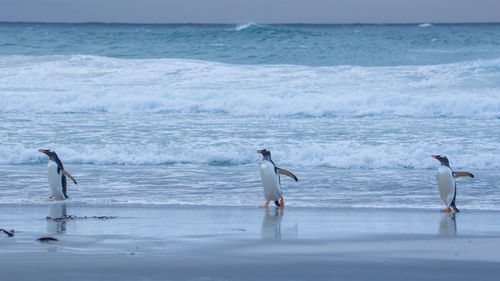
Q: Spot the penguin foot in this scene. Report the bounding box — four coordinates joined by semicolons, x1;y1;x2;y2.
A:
47;196;53;199
441;207;452;213
280;198;285;209
260;202;269;208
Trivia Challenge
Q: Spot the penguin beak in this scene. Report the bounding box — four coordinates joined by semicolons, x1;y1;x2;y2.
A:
39;149;49;154
431;155;440;160
257;150;265;154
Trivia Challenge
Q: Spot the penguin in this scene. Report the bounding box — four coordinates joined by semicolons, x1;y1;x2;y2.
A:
257;149;298;209
431;155;473;212
39;149;77;200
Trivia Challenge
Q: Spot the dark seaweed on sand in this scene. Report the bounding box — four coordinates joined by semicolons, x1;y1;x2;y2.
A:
0;229;15;237
37;237;59;242
46;215;117;221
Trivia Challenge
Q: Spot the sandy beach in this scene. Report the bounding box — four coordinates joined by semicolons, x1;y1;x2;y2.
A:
1;204;500;281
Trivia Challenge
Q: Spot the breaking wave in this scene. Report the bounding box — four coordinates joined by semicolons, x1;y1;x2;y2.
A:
0;55;499;118
2;143;498;170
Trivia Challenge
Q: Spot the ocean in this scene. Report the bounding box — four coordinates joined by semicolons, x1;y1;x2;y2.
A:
0;23;499;210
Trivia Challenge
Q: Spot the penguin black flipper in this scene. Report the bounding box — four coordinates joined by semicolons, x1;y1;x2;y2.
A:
62;170;78;185
54;153;76;185
277;168;298;182
453;172;474;178
62;175;68;198
451;183;460;213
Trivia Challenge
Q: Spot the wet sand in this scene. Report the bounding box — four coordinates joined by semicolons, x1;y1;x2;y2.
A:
1;204;500;280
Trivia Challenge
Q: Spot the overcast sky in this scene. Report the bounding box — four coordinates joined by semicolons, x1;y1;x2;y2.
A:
1;0;499;24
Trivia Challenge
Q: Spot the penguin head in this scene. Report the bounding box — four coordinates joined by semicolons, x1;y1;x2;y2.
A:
257;149;272;161
431;155;450;167
39;149;59;162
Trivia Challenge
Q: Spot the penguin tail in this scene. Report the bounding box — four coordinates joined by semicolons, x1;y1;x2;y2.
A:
274;200;280;207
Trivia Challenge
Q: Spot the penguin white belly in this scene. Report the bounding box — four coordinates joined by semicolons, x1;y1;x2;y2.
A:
436;166;455;206
46;161;65;200
260;161;282;202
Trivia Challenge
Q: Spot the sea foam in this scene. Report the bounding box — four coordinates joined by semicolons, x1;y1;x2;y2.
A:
0;55;499;118
2;142;499;170
235;23;259;31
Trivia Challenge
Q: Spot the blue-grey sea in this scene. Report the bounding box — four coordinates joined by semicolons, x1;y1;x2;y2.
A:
0;23;499;210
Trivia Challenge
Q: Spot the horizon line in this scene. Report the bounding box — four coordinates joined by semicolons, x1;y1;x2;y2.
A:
1;21;500;26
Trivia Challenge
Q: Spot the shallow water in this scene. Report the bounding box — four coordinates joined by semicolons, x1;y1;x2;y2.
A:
0;164;496;211
3;205;500;253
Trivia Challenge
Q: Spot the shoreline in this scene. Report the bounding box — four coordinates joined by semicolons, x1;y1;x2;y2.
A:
2;204;500;245
3;201;500;211
2;194;500;280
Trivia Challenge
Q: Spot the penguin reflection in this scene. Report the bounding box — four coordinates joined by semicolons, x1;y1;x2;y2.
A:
439;212;457;236
47;203;67;234
261;208;283;240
